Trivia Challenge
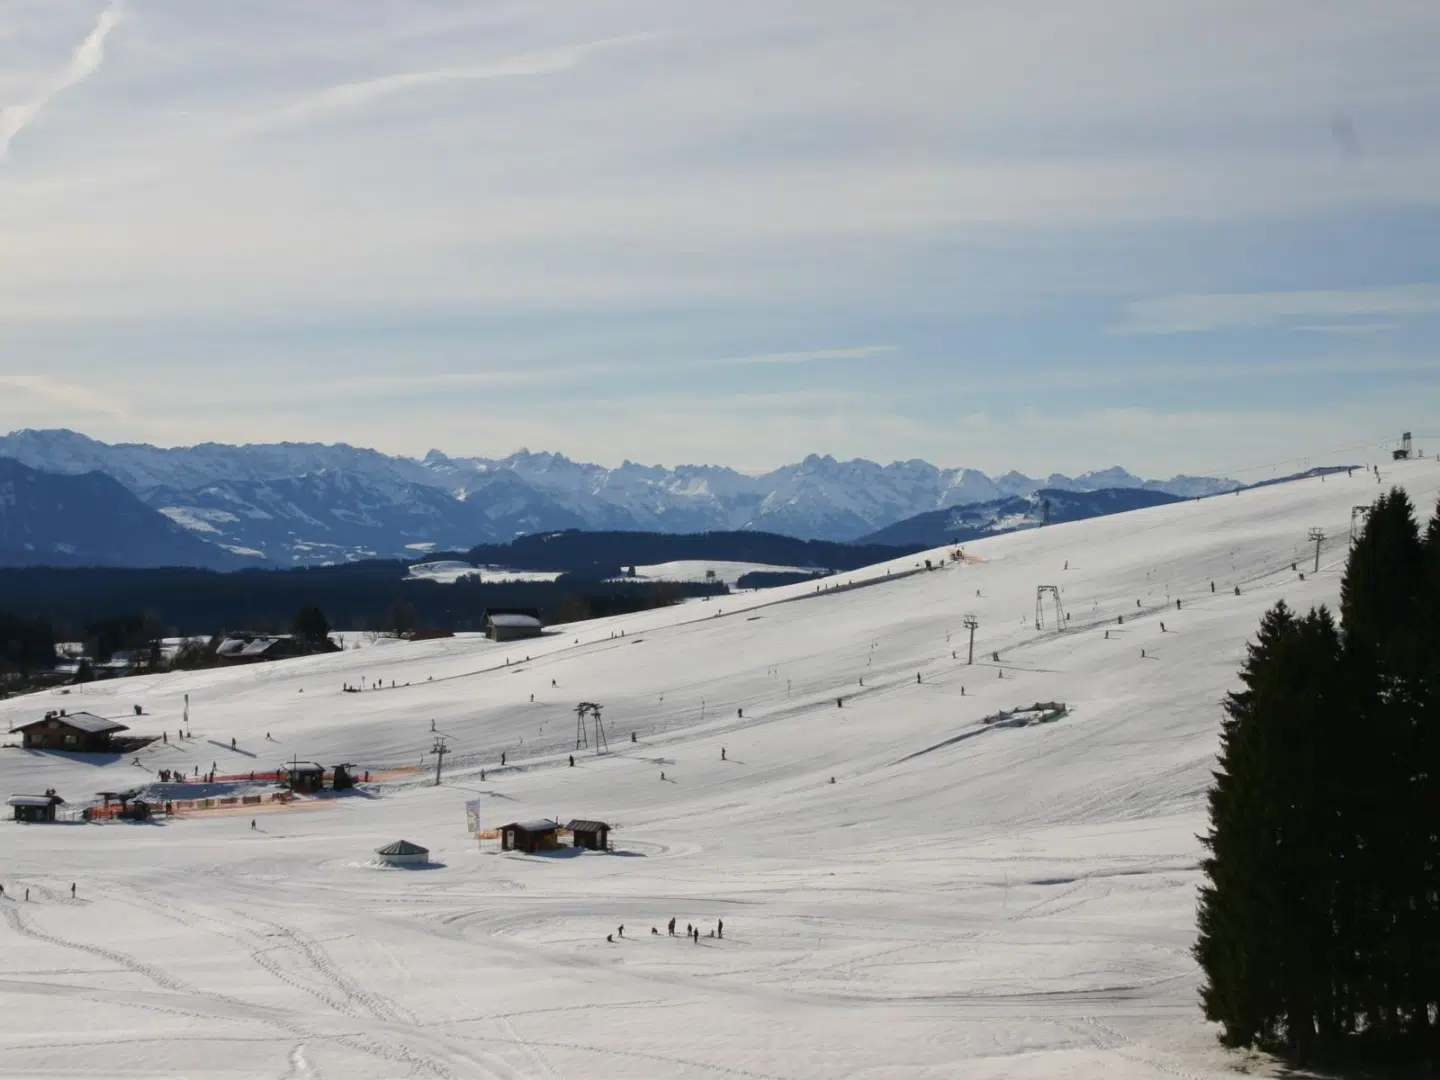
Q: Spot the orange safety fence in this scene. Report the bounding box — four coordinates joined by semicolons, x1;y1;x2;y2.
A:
83;767;430;822
204;765;421;784
82;764;431;822
168;791;295;814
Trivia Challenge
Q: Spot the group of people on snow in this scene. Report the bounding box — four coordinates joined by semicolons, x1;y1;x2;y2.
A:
609;917;724;944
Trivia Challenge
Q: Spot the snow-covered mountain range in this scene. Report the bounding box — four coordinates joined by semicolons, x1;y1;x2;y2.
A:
0;429;1240;565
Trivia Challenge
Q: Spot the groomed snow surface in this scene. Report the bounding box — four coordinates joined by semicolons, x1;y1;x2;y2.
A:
3;461;1436;1079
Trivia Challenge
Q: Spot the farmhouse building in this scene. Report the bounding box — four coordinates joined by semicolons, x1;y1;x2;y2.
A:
13;711;129;752
483;609;544;642
214;634;308;665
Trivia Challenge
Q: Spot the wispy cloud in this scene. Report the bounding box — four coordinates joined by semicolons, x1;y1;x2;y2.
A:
715;346;896;366
0;3;1438;475
1293;322;1399;335
0;374;128;418
1119;284;1440;335
250;34;659;132
0;1;123;158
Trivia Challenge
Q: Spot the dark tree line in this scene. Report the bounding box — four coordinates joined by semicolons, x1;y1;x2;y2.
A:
0;613;56;675
0;564;725;640
1196;489;1440;1065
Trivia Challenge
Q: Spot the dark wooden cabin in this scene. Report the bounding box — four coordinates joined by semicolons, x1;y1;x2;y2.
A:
500;819;560;854
566;819;611;851
14;711;129;752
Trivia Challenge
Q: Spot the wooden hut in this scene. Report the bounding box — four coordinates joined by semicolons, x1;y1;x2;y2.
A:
13;711;128;752
500;819;560;854
8;792;64;823
279;762;325;793
566;819;611;851
483;609;544;642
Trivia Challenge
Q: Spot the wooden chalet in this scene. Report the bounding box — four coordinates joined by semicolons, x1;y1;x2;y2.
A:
13;711;129;752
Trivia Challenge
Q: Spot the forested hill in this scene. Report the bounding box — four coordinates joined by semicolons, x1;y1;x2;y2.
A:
0;563;723;641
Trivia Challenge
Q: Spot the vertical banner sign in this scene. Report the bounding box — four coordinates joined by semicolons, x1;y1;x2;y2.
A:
465;799;482;837
183;693;189;731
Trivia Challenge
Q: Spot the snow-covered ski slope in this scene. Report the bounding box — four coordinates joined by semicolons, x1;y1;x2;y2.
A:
2;460;1436;1079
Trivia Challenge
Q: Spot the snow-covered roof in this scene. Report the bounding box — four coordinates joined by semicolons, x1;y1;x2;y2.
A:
7;794;64;807
507;819;559;833
487;614;542;628
15;712;128;735
376;839;429;856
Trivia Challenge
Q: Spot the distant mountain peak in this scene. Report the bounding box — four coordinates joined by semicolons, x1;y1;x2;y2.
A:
0;429;1242;566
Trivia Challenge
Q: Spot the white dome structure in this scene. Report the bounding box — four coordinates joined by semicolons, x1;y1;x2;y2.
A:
374;839;430;867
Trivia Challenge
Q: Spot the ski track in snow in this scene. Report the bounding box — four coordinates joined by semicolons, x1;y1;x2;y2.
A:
1;460;1435;1078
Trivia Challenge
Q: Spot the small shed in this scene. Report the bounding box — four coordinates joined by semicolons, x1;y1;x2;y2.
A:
374;839;430;867
566;819;611;851
280;762;326;793
8;792;64;823
501;819;560;854
14;711;129;752
484;608;544;642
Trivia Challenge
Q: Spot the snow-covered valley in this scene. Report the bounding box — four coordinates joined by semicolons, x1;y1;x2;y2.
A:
2;460;1434;1079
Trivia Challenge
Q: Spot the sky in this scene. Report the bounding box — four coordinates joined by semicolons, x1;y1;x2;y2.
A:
0;0;1437;480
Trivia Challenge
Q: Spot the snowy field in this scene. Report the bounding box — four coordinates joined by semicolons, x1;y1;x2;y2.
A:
625;560;820;587
407;560;818;587
406;562;563;584
2;460;1436;1079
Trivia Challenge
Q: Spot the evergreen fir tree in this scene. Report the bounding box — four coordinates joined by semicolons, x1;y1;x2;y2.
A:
1197;601;1297;1047
1414;501;1440;1055
1343;489;1431;1050
1341;488;1423;670
1270;608;1344;1055
1198;488;1440;1063
292;604;332;647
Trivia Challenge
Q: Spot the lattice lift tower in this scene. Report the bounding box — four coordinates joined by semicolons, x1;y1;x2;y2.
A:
962;614;979;664
1350;505;1371;546
1035;585;1065;630
574;702;608;755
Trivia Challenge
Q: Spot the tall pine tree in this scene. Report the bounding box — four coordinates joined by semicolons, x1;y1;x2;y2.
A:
1342;489;1431;1051
1198;490;1440;1064
1197;601;1297;1048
